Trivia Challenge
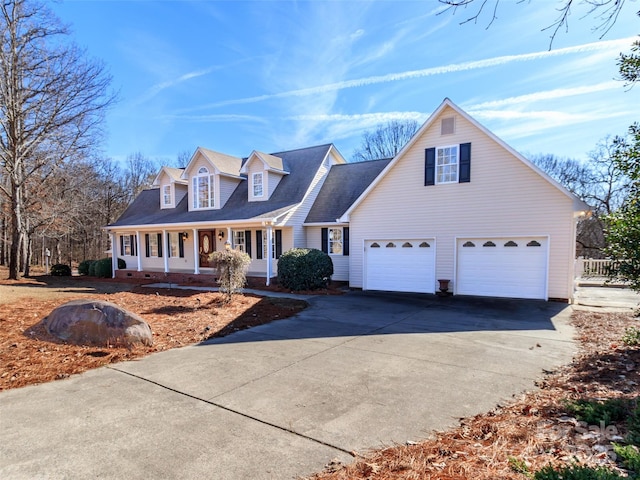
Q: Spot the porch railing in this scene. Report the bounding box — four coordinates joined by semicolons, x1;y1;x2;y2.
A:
575;257;619;278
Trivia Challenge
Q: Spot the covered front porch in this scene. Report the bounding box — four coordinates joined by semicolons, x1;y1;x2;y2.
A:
109;222;288;286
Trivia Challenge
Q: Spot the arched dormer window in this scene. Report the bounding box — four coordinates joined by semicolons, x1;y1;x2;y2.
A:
192;166;215;209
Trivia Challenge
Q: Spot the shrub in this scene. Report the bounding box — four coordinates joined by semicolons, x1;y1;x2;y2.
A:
210;249;251;302
50;264;71;276
534;464;623;479
613;444;640;473
78;260;94;276
563;398;631;426
277;248;333;291
94;258;113;278
622;326;640;346
88;260;97;277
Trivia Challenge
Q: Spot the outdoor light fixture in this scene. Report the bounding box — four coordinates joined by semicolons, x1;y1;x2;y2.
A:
218;230;225;241
181;232;189;240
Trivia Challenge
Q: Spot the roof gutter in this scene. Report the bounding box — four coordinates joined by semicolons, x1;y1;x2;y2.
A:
103;217;276;232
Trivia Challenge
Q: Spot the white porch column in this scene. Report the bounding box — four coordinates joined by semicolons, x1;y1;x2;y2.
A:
193;228;199;274
266;224;273;286
110;233;117;278
162;229;169;273
135;231;142;272
227;227;232;245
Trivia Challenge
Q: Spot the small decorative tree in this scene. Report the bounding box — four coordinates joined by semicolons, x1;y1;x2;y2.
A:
210;248;251;302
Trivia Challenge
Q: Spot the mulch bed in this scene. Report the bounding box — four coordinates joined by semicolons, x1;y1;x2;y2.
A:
0;285;307;391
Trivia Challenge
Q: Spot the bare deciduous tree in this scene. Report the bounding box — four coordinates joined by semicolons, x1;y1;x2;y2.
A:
438;0;630;46
530;141;629;257
0;0;114;279
122;152;157;205
352;120;419;162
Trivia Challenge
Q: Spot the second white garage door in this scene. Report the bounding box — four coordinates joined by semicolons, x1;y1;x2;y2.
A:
456;237;548;299
364;239;435;294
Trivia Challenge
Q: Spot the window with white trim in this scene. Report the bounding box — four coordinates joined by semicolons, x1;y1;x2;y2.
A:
149;234;159;257
233;230;246;253
436;145;458;184
122;235;132;256
162;184;172;206
192;166;215;209
262;230;276;259
168;232;179;257
252;172;263;197
328;228;342;255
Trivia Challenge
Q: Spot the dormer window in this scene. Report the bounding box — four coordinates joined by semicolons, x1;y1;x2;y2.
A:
162;184;172;207
193;167;215;209
252;172;263;197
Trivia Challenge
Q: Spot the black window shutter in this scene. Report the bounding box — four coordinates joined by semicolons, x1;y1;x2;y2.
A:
145;234;150;257
459;143;471;183
120;236;124;256
157;233;163;257
425;148;435;186
245;230;252;258
343;227;349;256
321;228;328;254
167;233;171;258
275;230;282;259
130;235;136;256
178;233;184;258
256;230;263;259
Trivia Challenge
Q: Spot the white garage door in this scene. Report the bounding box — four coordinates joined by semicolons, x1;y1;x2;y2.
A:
365;239;435;293
456;237;548;299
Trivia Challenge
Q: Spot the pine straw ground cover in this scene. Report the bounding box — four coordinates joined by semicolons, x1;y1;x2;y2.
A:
0;278;307;391
309;311;640;480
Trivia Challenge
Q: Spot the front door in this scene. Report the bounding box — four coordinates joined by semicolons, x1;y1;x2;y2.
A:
199;230;216;268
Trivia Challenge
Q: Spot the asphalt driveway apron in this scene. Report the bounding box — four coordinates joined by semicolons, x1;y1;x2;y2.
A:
0;292;575;479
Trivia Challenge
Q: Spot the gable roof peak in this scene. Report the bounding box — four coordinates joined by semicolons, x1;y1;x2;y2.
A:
182;147;243;179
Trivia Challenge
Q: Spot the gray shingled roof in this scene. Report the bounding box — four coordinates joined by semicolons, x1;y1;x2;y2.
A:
305;158;391;223
109;144;333;228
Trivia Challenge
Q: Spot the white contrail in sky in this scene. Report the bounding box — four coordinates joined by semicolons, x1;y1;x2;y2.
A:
187;37;634;110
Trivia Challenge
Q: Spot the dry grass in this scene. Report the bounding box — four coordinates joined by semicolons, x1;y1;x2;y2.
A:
309;311;640;479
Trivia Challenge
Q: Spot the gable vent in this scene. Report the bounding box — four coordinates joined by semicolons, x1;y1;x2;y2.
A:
441;117;455;135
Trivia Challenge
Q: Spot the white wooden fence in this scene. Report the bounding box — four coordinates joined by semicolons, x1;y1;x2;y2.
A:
574;257;617;278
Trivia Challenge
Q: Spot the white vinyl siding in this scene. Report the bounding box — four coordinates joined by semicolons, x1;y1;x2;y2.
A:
349;105;576;300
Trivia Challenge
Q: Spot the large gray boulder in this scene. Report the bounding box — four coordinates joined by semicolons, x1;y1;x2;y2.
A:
44;299;153;347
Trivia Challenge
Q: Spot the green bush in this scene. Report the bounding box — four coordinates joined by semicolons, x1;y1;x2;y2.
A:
563;398;631;426
94;258;113;278
613;444;640;473
277;248;333;291
78;260;94;275
50;264;71;276
88;260;97;277
534;464;623;480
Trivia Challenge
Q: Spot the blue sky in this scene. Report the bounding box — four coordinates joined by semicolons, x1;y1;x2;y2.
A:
51;1;639;165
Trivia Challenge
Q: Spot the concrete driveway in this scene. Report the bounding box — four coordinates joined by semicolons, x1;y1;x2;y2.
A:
0;292;575;479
